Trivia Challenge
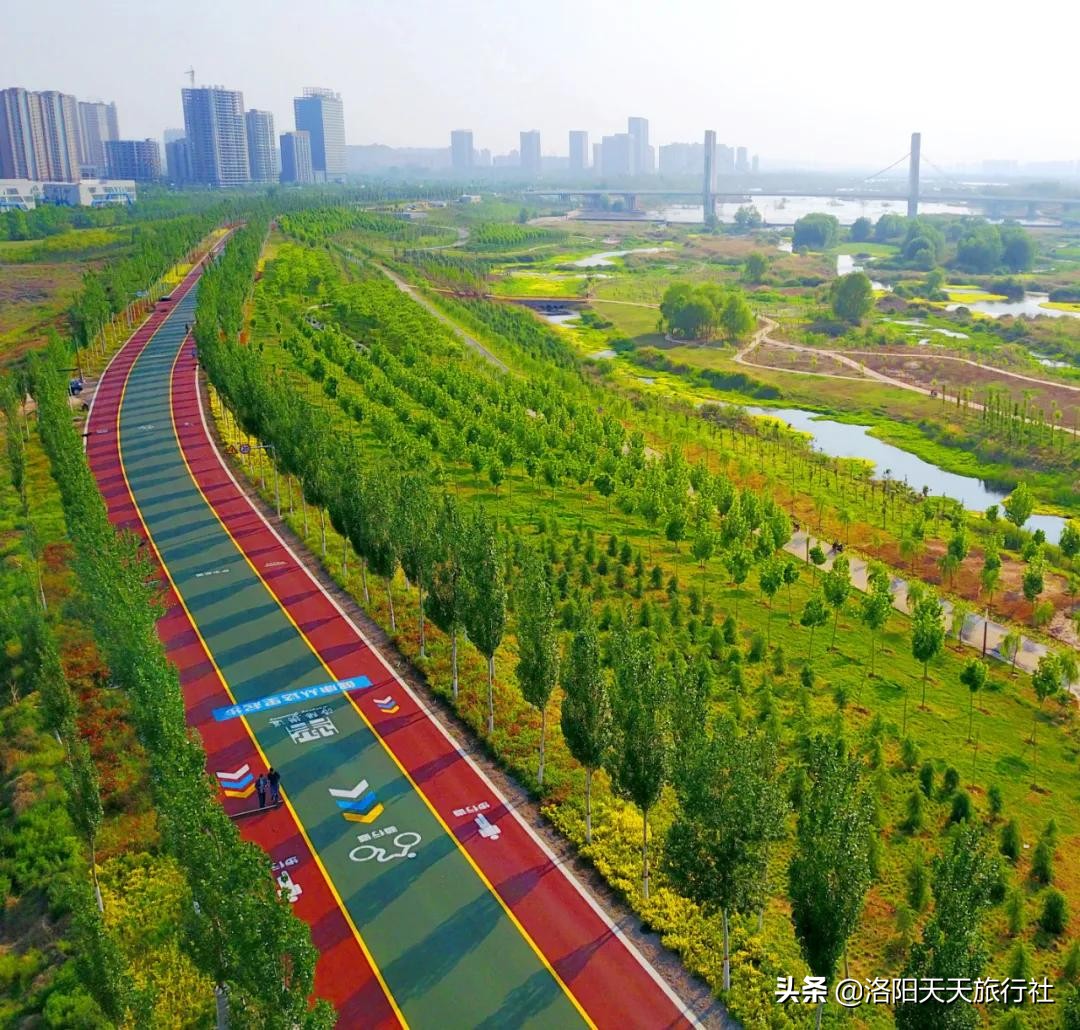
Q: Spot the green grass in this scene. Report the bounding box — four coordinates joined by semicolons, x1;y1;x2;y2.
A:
0;225;130;262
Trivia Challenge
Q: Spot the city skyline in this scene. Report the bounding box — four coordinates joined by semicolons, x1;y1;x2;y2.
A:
4;0;1080;170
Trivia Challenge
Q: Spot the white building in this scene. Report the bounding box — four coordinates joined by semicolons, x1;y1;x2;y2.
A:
44;179;136;207
0;178;43;210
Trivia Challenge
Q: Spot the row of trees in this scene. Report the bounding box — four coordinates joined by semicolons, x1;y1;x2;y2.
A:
67;214;216;351
26;336;332;1029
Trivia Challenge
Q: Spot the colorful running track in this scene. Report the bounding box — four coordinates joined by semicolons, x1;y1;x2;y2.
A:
85;249;697;1027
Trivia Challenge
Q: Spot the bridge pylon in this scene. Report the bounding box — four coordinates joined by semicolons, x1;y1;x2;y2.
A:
703;129;716;223
907;132;921;218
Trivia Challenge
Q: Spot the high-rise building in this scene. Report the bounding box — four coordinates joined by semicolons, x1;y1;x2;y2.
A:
279;130;314;184
475;148;492;167
627;116;652;175
751;154;759;174
245;110;277;182
293;88;345;182
658;142;703;177
735;146;749;174
717;144;735;175
164;138;191;183
105;139;161;181
78;101;119;174
450;129;474;172
37;91;82;181
519;130;541;175
591;142;602;173
163;127;186;144
181;87;250;186
600;133;632;177
0;88;45;179
1;88;85;181
569;130;588;173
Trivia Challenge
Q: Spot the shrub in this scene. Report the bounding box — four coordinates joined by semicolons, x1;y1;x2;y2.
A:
949;790;973;824
918;761;935;798
1007;940;1033;986
1041;889;1069;936
1032;838;1054;885
942;766;960;796
900;737;919;772
988;784;1004;818
1006;888;1026;935
907;854;930;911
904;790;924;833
1001;819;1022;863
1063;939;1080;983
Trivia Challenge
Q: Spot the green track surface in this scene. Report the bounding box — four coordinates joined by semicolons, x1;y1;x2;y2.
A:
117;289;582;1028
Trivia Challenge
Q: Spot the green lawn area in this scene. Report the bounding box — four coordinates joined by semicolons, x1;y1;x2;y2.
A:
0;261;85;362
0;225;129;262
830;241;898;258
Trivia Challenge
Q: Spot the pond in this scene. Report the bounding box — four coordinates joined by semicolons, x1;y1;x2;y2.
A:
946;292;1080;320
744;406;1068;543
570;247;663;268
536;310;580;326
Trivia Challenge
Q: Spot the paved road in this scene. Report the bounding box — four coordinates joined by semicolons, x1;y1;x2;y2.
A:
85;258;697;1027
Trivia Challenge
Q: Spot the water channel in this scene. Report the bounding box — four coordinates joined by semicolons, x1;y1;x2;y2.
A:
570;247;662;267
946;292;1080;320
745;406;1068;543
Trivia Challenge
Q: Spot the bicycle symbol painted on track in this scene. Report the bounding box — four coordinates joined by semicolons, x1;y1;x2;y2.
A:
349;831;421;864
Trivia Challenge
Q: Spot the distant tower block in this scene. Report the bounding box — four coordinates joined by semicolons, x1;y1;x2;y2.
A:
908;132;921;218
703;129;716;221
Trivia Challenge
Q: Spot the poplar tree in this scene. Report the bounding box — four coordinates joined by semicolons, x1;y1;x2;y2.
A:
821;554;851;650
427;495;467;699
665;721;788;991
607;627;670;899
911;592;945;707
515;546;559;787
560;611;611;844
895;825;997;1030
394;473;437;657
463;510;506;735
789;737;874;1030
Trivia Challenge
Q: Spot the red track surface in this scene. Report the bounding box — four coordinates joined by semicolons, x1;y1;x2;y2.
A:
86;256;397;1027
86;252;694;1029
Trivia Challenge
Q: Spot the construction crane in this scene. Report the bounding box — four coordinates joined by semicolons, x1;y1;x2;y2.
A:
185;67;195;86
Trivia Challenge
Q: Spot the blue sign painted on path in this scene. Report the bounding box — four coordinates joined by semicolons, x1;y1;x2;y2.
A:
213;676;372;721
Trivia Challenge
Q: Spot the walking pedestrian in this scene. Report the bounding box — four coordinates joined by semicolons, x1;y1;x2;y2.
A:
255;772;268;809
268;768;281;806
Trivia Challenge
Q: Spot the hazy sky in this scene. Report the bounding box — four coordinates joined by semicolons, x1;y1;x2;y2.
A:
6;0;1078;168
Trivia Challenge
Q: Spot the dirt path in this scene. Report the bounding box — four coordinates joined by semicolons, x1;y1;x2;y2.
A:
847;348;1080;395
736;319;1080;437
373;261;511;374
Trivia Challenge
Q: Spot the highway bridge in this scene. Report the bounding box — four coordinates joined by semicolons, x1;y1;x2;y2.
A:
525;133;1080;222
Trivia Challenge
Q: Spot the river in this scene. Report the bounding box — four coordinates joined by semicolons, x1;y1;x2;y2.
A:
652;196;972;226
745;406;1068;543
